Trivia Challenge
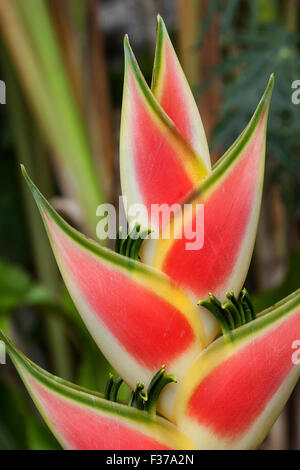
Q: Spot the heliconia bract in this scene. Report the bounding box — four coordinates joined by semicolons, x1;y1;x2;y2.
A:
120;34;208;232
174;290;300;449
2;15;299;450
0;330;196;450
151;16;211;171
21;165;212;418
142;75;273;305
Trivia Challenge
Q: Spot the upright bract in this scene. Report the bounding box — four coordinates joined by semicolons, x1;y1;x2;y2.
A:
120;33;208;231
143;76;273;306
152;16;211;170
21;166;210;418
174;290;300;449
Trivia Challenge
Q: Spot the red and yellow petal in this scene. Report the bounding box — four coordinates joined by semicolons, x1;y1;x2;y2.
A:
22;167;209;417
0;330;196;450
152;15;211;171
173;289;300;449
143;76;274;339
120;36;208;231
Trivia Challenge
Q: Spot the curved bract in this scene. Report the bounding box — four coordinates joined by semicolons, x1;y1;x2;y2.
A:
0;330;196;450
152;16;211;171
174;290;300;449
143;76;273;311
21;166;209;418
120;34;208;232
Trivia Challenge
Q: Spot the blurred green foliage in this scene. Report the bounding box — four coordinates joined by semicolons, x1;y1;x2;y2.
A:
199;0;300;218
0;110;30;266
253;247;300;311
0;379;60;449
0;259;62;449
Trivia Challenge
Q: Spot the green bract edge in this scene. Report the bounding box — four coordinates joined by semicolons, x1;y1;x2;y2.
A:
151;15;166;92
21;165;180;285
187;74;274;202
213;288;300;348
0;328;169;427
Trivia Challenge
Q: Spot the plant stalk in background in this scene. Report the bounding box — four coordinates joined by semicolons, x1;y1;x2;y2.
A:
0;0;116;234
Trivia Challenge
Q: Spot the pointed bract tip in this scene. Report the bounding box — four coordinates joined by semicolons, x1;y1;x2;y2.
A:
267;73;275;92
156;14;164;27
123;34;135;64
21;165;35;193
20;164;47;213
156;14;168;35
20;163;27;178
253;73;274;120
265;73;274;97
123;34;130;51
261;75;274;113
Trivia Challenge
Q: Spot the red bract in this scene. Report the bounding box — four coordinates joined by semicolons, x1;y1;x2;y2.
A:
1;16;299;450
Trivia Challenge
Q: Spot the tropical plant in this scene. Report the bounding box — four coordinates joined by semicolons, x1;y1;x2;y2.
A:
1;16;299;450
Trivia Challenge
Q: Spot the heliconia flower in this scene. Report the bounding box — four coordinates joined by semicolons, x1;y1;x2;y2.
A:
2;16;300;450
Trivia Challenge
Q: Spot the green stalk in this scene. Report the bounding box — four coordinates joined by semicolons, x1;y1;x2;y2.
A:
49;0;84;109
67;0;87;35
0;0;105;234
177;0;201;86
86;0;117;203
15;0;105;231
2;49;72;379
284;0;299;33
